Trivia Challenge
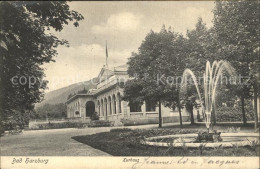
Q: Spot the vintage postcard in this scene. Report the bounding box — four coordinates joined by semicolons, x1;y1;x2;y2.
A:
0;1;259;169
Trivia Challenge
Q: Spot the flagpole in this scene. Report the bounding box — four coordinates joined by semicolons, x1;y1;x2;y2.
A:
106;40;108;67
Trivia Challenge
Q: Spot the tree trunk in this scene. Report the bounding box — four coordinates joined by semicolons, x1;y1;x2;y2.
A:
177;100;183;126
253;84;258;130
190;107;194;125
241;95;247;125
158;99;162;128
177;91;182;126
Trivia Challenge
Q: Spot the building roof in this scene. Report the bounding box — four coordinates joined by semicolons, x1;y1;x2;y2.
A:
112;64;128;72
66;64;128;104
66;93;93;104
97;64;128;82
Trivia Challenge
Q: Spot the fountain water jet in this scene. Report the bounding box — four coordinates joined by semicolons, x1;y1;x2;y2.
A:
180;60;236;130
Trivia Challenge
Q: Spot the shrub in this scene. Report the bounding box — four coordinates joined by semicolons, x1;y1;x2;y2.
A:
121;118;158;126
0;121;5;136
91;112;99;120
30;121;88;130
88;120;114;127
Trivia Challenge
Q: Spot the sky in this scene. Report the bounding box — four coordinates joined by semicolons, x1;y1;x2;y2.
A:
43;1;215;92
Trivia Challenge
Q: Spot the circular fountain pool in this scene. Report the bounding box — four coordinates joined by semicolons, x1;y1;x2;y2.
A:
143;133;259;148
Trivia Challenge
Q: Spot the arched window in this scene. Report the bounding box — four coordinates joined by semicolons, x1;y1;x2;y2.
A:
112;94;116;114
104;98;107;118
108;96;112;115
101;99;104;116
97;100;100;115
117;93;121;114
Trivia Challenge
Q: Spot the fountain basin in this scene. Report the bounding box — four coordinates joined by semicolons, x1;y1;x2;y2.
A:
142;133;259;148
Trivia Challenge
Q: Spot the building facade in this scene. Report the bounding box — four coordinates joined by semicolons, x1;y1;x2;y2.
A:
66;64;194;123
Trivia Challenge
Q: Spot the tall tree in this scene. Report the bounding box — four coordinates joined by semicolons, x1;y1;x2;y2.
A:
185;17;250;126
0;2;83;131
124;26;188;127
213;1;259;129
184;18;217;124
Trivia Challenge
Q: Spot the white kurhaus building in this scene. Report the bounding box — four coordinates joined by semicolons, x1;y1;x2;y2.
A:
66;64;192;124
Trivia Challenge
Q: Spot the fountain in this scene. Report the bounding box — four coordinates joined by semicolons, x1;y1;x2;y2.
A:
142;61;259;148
180;60;236;131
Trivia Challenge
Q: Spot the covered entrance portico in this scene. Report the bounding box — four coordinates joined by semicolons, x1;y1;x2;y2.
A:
86;101;95;118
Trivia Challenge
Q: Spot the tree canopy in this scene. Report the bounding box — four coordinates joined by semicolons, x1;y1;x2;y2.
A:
0;2;83;130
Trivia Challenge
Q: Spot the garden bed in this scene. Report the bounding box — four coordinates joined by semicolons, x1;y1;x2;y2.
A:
72;127;259;156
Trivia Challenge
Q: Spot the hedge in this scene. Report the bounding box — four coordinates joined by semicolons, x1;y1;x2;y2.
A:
216;106;254;122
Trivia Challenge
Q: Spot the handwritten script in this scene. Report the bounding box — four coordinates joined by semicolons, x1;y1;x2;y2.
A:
122;157;240;169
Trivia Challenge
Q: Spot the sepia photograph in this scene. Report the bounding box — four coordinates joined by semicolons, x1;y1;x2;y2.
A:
0;1;259;169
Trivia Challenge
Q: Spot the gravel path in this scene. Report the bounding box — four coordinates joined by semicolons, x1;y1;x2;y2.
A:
0;127;112;156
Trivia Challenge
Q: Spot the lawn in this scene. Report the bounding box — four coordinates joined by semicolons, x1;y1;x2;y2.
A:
72;124;260;156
